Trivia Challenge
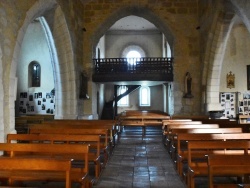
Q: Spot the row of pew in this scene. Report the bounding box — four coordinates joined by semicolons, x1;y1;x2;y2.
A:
0;117;121;188
9;112;250;188
116;110;170;135
6;111;170;187
15;114;54;133
162;118;250;188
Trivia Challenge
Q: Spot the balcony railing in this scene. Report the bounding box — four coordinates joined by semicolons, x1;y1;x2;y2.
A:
92;57;173;82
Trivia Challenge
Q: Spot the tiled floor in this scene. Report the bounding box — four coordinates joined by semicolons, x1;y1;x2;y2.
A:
93;126;186;188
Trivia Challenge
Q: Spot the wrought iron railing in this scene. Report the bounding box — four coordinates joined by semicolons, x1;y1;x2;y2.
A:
93;57;173;75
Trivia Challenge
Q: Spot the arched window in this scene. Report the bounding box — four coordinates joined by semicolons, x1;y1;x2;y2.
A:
29;61;41;87
122;45;146;58
117;86;129;107
126;50;141;65
140;86;150;106
122;45;146;70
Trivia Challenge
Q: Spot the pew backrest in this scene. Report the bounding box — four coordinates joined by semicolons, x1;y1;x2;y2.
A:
176;133;250;175
165;125;224;149
162;120;200;129
171;127;242;135
0;143;89;173
0;157;72;187
207;154;250;188
187;140;249;166
29;128;109;147
7;133;101;157
165;124;219;134
177;133;250;154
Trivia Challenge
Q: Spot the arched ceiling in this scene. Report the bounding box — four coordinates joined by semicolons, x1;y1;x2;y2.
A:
109;15;158;31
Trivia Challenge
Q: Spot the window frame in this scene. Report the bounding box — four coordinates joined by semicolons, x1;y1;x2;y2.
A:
139;86;151;106
29;61;41;87
117;86;129;107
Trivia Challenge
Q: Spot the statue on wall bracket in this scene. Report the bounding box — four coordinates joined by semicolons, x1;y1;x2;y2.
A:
227;71;235;89
183;72;193;98
79;72;90;99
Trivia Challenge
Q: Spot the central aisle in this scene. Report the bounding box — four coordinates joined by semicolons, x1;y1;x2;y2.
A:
93;127;186;188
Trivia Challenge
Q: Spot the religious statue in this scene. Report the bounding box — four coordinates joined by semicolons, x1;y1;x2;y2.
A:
184;72;193;98
226;71;235;89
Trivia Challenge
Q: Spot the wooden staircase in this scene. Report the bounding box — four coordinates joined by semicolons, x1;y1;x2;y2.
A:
101;85;140;119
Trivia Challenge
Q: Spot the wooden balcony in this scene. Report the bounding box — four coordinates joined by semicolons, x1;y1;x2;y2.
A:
92;57;173;82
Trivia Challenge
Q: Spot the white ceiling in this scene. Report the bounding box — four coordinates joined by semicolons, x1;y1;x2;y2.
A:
109;16;158;31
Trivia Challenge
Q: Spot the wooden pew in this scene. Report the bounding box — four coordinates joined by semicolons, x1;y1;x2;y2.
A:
170;127;242;135
16;114;54;122
170;115;209;121
118;118;145;134
15;115;54;134
164;124;218;164
162;120;199;130
208;155;250;188
0;143;91;188
176;133;250;178
163;124;220;154
16;116;43;124
168;127;242;159
7;133;102;181
201;119;249;133
15;119;29;134
164;123;217;135
170;117;248;133
162;121;202;142
117;110;170;135
0;158;73;188
118;115;170;135
163;119;192;122
187;140;249;188
208;154;250;188
28;127;110;166
29;120;118;150
119;110;169;117
170;116;249;132
161;120;201;146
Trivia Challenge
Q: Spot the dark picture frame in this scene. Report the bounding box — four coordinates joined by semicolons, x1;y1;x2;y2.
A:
29;95;33;101
247;65;250;90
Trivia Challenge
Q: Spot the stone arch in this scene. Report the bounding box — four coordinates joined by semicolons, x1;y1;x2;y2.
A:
10;0;77;123
92;6;175;57
90;5;175;116
229;0;250;32
0;46;3;142
201;1;236;113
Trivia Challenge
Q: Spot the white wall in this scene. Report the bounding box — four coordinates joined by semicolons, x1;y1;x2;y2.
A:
220;24;250;100
104;31;164;115
105;31;162;57
16;21;54;116
96;35;105;58
117;85;163;114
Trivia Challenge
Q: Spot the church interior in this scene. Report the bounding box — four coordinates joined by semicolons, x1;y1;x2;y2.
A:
1;0;250;187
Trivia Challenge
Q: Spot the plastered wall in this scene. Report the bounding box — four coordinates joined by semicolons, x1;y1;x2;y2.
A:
16;21;54;116
105;31;162;58
220;24;250;97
